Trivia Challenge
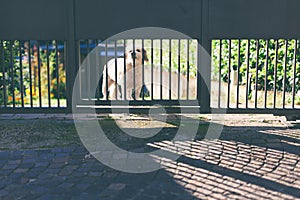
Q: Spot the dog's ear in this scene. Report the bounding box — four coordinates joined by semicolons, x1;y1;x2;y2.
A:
124;52;128;59
142;48;149;62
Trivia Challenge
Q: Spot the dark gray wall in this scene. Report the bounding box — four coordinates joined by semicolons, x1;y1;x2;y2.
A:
1;0;300;40
209;0;300;39
0;0;69;40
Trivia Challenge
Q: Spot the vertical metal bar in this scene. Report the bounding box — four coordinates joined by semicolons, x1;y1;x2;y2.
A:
105;40;108;100
178;39;181;99
133;40;136;100
187;39;190;100
55;40;60;107
199;0;211;113
169;39;172;100
28;40;33;107
78;41;82;100
95;40;100;100
10;41;15;107
66;0;77;112
151;39;154;101
273;39;279;108
86;40;91;100
245;39;250;109
46;41;51;107
37;41;42;107
160;39;163;100
114;40;118;100
141;39;145;100
282;39;288;108
123;39;127;100
19;41;24;107
254;40;259;108
218;40;222;108
292;40;298;109
264;40;269;108
236;39;241;108
227;40;231;108
1;40;7;107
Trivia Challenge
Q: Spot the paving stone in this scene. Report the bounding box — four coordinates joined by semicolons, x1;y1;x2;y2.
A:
0;151;10;159
51;148;63;153
58;182;74;189
14;168;29;173
19;162;35;169
0;115;299;200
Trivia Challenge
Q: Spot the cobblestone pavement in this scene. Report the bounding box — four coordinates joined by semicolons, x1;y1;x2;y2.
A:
0;114;299;199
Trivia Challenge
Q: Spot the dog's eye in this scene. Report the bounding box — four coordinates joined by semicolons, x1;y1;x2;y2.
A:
136;49;141;52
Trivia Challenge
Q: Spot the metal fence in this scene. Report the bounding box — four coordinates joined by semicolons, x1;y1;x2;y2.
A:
0;0;299;117
211;39;300;115
78;39;198;101
0;40;66;112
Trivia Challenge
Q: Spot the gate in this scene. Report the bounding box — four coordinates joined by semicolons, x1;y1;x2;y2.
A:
0;0;299;118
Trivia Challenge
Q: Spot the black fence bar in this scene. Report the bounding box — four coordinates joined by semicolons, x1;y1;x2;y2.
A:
169;39;172;100
160;39;163;100
55;40;60;107
141;39;145;100
273;39;279;108
37;41;42;107
245;39;250;108
19;40;24;107
218;40;222;108
150;39;154;101
105;40;108;100
123;39;127;100
114;40;118;100
46;41;51;107
132;39;136;100
292;39;298;109
227;39;231;108
282;39;288;108
178;39;181;99
10;41;15;107
95;40;100;100
186;39;190;100
28;40;33;107
86;40;91;100
254;39;259;108
236;39;241;108
264;39;269;108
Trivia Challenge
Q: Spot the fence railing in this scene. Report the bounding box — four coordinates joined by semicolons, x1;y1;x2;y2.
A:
0;0;299;117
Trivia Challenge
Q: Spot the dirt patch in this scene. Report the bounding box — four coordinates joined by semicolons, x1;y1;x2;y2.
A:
0;114;297;150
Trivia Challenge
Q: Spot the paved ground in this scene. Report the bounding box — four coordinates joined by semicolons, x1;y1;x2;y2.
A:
0;114;299;199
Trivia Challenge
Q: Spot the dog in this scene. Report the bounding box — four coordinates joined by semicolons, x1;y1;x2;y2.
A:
102;47;148;100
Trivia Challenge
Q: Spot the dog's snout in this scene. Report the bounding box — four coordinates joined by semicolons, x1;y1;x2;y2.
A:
131;51;136;59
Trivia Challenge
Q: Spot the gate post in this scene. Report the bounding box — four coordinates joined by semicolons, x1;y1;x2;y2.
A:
199;0;211;113
66;0;78;113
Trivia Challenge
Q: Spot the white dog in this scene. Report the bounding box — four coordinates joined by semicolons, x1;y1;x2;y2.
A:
102;47;148;100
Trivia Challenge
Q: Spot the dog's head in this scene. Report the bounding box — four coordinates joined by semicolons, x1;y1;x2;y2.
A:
125;48;148;66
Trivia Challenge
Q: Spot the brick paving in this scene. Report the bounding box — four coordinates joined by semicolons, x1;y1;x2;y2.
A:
0;114;299;199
